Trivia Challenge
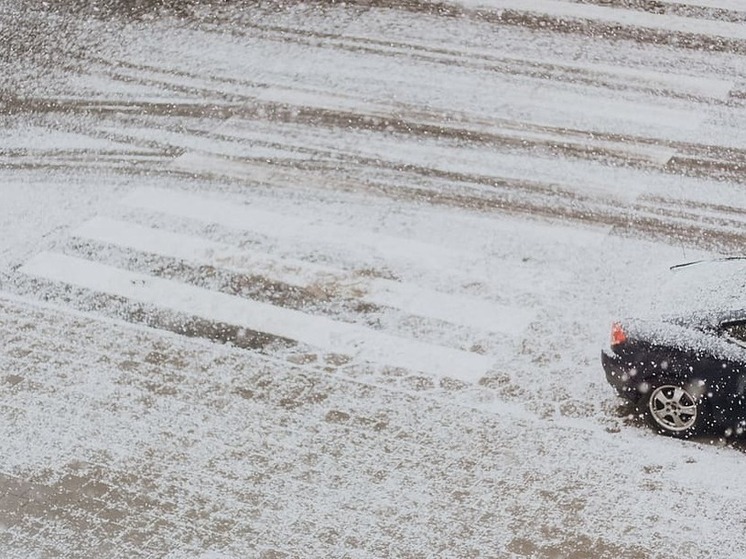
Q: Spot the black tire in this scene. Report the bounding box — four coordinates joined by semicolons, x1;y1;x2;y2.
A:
640;381;708;439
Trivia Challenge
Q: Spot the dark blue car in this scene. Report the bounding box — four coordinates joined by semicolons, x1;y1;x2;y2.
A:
603;258;746;438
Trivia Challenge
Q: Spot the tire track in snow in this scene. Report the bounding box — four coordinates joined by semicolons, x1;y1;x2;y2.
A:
199;19;734;102
574;0;746;21
351;0;746;52
168;153;746;253
5;57;744;254
5;40;745;194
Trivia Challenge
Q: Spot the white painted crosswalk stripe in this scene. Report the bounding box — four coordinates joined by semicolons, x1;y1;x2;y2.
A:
121;187;472;272
73;216;535;334
20;252;494;381
74;216;336;287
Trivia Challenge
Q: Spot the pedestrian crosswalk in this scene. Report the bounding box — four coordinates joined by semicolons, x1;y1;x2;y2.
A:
8;187;561;383
72;216;534;334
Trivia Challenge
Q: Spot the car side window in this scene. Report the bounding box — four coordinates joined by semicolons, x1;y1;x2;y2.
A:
722;321;746;345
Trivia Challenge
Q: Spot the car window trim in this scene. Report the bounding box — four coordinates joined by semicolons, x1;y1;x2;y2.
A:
723;332;746;349
721;320;746;349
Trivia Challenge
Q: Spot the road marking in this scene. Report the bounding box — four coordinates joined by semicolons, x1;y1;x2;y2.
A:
119;186;613;302
73;217;535;334
20;252;494;381
121;187;476;271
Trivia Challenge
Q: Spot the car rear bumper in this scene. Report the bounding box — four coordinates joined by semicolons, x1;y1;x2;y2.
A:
602;349;642;401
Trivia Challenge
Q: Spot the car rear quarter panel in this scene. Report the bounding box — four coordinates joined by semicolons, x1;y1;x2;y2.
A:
618;338;746;424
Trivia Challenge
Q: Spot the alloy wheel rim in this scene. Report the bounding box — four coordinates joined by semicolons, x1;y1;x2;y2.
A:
648;385;698;432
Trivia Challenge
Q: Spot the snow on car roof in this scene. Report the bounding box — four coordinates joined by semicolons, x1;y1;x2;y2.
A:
651;258;746;325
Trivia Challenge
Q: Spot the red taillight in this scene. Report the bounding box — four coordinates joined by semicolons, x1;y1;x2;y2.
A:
611;322;627;346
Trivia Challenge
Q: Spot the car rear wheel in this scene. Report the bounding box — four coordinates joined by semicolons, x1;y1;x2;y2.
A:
643;383;705;438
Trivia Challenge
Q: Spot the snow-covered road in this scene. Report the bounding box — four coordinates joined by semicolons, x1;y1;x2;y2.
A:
2;1;746;557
